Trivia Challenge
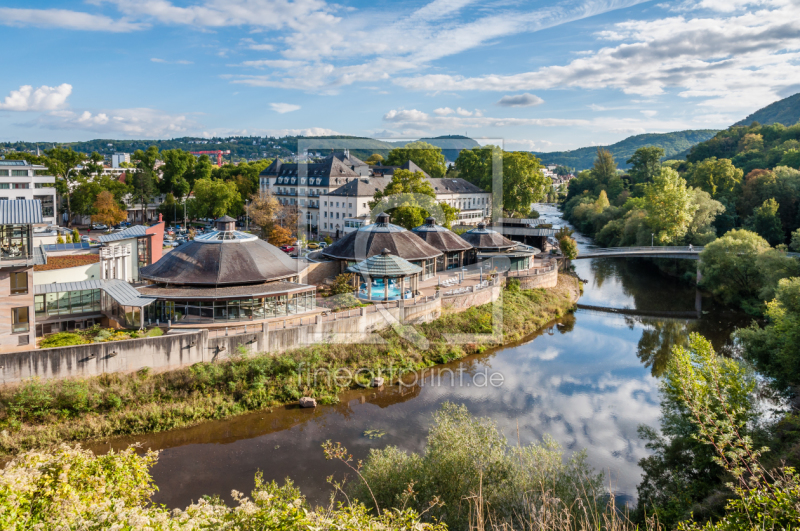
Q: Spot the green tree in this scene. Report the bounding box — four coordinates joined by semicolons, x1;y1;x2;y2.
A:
365;153;384;165
627;146;665;185
160;149;195;195
686;157;742;198
455;145;500;191
502;150;549;215
790;228;800;251
385;141;446;178
644;168;694;244
592;148;617;186
594;190;610;211
744;198;784;246
92;191;128;227
698;229;770;308
71;174;130;222
685;188;725;245
43;147;85;227
369;169;457;229
189;178;242;219
185;154;213;186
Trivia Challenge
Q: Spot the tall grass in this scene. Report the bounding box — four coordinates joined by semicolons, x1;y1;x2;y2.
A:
0;277;579;456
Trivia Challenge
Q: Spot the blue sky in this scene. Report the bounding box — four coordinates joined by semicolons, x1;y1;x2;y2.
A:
0;0;799;151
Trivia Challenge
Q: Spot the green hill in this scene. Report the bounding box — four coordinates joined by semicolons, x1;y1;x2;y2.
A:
734;92;800;127
534;130;719;170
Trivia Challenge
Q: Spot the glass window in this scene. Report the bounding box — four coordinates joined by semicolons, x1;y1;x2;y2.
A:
45;293;58;315
12;307;29;333
70;291;81;312
0;170;7;176
0;183;9;189
12;183;29;188
34;295;45;317
10;271;27;294
34;195;54;217
11;170;28;177
57;292;70;315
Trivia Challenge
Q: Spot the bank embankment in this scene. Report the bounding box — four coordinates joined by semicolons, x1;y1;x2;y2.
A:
0;276;579;457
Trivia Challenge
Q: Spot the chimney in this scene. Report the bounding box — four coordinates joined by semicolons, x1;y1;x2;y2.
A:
158;213;163;222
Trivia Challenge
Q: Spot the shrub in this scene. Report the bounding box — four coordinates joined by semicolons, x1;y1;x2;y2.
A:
39;332;90;349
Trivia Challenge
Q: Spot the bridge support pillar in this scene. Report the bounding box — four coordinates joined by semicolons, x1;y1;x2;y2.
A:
695;289;702;314
696;264;703;284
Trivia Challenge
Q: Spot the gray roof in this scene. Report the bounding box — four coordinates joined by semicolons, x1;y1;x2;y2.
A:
369;161;431;178
99;225;148;243
322;213;442;262
0;160;27;166
261;155;361;186
33;245;47;266
489;226;559;237
428;178;486;194
461;223;517;251
0;200;43;225
346;249;422;277
34;279;156;307
411;217;472;252
137;280;314;300
215;215;236;222
326;177;391;197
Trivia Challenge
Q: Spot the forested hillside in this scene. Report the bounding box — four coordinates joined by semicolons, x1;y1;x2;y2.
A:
535;130;718;170
734;92;800;126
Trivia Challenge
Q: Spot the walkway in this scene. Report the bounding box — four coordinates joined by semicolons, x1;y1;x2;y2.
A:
575;246;704;260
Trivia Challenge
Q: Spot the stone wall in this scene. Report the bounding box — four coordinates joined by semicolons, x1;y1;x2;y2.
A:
516;267;558;289
301;260;340;286
441;284;502;312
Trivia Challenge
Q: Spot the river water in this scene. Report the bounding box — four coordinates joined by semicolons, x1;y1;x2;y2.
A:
91;204;749;509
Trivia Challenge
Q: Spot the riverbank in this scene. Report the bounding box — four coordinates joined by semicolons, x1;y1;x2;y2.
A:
0;275;580;457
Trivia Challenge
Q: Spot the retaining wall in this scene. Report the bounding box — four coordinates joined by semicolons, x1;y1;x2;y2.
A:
516;267;558;289
441;284;502;312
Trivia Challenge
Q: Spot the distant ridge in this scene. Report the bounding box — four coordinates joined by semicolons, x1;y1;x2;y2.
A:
534;130;719;170
734;92;800;127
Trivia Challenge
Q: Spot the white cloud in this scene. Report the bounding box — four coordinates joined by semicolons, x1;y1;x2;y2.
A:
640;110;658;117
31;107;198;137
206;127;342;137
0;84;72;112
237;59;308;69
506;139;552;151
497;93;544;107
433;107;454;116
383;108;589;130
394;0;800;111
0;7;144;32
269;103;301;113
151;58;193;64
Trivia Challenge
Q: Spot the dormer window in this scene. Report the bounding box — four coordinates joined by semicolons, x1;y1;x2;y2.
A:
301;178;306;184
291;177;296;184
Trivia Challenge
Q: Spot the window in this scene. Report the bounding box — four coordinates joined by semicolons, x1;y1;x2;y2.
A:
348;203;352;208
10;271;27;294
34;183;52;188
0;184;9;189
0;170;8;176
11;170;28;177
324;212;327;218
336;202;339;207
12;183;29;189
12;307;29;333
336;212;339;219
301;178;306;184
324;201;327;206
324;222;328;229
363;203;367;208
16;197;24;201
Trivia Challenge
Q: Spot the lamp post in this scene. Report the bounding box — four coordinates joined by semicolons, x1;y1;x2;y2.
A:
245;199;250;232
651;233;654;247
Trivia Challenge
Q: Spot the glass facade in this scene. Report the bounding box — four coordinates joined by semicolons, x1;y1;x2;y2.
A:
144;290;316;325
0;224;31;260
413;259;435;280
446;252;461;270
35;289;102;319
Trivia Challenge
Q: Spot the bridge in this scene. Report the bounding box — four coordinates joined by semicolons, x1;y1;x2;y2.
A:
574;246;703;260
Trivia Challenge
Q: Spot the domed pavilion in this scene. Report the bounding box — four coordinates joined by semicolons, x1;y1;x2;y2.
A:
461;223;539;272
411;217;474;271
321;213;442;280
138;216;316;325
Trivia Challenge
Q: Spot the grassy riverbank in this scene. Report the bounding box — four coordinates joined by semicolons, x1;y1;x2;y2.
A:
0;276;579;456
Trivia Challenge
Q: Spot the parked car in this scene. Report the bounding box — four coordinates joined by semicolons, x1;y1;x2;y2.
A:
318;242;328;249
307;242;320;250
91;223;107;230
279;245;295;253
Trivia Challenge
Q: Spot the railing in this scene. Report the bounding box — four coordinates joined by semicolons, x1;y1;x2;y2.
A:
507;261;557;277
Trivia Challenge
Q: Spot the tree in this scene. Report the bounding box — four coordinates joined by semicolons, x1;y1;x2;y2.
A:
246;192;283;239
92;191;128;227
369;169;456;229
745;198;784;246
627;146;664;185
592;148;617;186
594;190;610;212
686;157;742;198
43;147;85;227
185;154;213;186
685;188;725;245
160;149;195;195
502;150;549;215
268;225;294;246
698;229;770;308
129;170;155;224
790;228;800;251
455;145;500;191
558;236;578;259
189;178;242;219
71;174;130;223
644;168;694;244
385;141;446;178
365;153;384;165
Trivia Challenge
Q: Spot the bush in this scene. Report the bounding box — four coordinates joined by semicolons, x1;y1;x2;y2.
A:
39;332;91;349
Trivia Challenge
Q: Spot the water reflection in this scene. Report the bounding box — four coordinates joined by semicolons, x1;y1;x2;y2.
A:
87;203;748;511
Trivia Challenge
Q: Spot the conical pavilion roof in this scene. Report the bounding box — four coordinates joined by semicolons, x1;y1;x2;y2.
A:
321;213;442;262
346;249;422;277
411;217;472;252
460;222;516;251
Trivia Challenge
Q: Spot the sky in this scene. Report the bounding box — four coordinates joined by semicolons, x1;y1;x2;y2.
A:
1;0;799;152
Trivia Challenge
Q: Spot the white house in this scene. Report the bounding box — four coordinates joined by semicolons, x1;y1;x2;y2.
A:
0;160;57;226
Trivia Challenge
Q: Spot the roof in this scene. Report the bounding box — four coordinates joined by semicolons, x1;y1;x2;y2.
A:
411;217;472;252
326;177;391;197
98;225;148;243
346;249;422;277
139;234;305;286
136;280;314;300
35;279;156;307
0;160;27;166
369;161;431;179
260;155;361;187
33;245;47;266
215;215;236;222
321;213;442;262
428;178;486;194
460;223;517;251
489;226;559;237
0;200;43;225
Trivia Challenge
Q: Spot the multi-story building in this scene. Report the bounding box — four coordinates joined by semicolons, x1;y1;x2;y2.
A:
111;153;131;168
0;160;57;225
0;200;47;351
259;153;368;234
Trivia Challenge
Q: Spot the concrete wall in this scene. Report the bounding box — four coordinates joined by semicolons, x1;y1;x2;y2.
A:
0;267;35;352
34;263;101;285
441;284;502;313
517;267;558;289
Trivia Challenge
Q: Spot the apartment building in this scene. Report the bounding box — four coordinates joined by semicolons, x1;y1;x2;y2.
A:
0;160;57;225
259;153;368;233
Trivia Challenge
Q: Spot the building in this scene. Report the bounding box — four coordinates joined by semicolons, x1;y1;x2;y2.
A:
111;153;131;168
0;200;47;351
0;160;57;226
411;217;474;271
259;154;367;234
97;222;164;282
321;213;442;280
428;178;491;225
123;193;167;224
461;223;539;271
137;216;316;326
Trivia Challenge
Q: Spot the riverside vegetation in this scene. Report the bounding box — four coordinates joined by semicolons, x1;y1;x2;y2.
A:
0;276;579;457
2;336;797;531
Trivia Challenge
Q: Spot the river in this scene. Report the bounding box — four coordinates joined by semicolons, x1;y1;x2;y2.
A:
90;203;749;509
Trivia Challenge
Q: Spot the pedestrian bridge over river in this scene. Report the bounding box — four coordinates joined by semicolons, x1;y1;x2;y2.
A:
574;246;704;260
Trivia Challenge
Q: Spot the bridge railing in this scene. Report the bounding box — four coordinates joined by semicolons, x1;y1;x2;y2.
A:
580;246;704;255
